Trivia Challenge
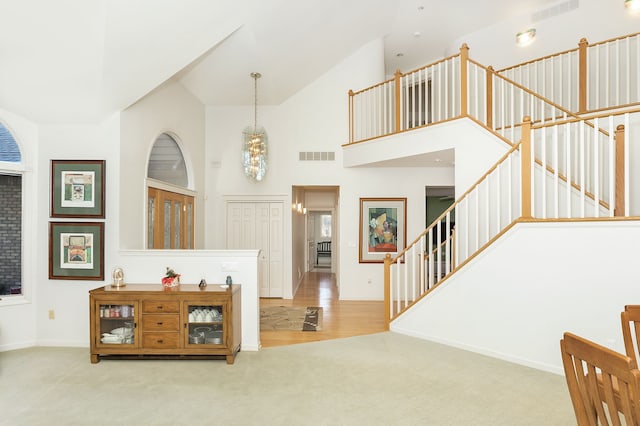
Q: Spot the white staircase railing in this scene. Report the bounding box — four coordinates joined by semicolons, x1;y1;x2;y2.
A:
385;110;637;322
344;32;640;325
531;117;614;219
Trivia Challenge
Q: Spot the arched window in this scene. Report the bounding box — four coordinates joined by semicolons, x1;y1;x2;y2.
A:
0;122;23;295
0;123;21;163
146;133;194;249
147;133;188;187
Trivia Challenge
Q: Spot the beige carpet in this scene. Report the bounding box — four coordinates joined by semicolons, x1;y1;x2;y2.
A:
260;306;323;331
0;332;575;425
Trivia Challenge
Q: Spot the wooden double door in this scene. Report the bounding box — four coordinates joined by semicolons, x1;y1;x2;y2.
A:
147;187;194;249
226;202;283;298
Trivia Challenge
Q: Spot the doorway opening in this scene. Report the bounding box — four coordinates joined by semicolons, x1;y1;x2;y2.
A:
291;185;339;293
309;211;332;271
426;185;455;228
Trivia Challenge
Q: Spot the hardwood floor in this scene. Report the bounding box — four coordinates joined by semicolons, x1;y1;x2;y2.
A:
259;269;386;348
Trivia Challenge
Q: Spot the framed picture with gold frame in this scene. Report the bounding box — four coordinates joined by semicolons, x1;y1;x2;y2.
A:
49;222;104;280
359;198;407;263
51;160;105;218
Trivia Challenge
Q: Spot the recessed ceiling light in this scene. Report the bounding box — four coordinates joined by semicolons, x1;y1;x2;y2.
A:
626;0;640;12
413;31;421;37
417;5;424;11
516;28;536;46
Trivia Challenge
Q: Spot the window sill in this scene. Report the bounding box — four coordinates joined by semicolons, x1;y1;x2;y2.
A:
0;295;30;307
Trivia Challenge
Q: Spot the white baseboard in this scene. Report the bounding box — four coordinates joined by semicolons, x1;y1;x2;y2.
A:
390;326;564;375
36;339;89;348
0;339;36;352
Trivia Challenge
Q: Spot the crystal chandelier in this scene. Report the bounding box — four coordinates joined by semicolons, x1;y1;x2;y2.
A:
242;72;268;181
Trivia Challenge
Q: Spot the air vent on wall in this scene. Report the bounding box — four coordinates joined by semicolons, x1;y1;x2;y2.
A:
299;152;335;161
532;0;579;22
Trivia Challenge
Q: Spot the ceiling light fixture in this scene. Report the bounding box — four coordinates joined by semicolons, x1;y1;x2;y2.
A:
625;0;640;12
516;28;536;46
242;72;268;181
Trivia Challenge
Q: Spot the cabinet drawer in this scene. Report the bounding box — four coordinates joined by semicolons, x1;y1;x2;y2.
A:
142;333;180;349
142;314;180;332
142;300;180;313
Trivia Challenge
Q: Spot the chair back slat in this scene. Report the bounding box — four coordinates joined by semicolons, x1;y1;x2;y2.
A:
560;332;640;425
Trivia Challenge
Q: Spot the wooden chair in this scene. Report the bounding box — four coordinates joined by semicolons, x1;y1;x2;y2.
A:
622;305;640;365
316;241;331;265
560;332;640;425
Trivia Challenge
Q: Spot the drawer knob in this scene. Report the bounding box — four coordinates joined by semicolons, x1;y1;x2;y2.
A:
156;322;163;326
157;339;164;344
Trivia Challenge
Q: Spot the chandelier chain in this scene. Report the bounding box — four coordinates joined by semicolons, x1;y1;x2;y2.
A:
251;72;261;133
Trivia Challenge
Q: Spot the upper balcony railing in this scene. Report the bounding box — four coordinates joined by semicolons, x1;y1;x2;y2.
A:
347;45;575;146
497;33;640;114
348;33;640;146
348;53;462;143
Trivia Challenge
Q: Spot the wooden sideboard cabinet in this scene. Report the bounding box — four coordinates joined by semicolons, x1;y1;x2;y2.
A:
89;284;241;364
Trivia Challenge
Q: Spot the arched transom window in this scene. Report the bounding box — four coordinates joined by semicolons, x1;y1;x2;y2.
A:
146;133;194;249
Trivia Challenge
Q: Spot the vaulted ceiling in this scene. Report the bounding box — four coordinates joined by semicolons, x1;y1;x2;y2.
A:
0;0;556;124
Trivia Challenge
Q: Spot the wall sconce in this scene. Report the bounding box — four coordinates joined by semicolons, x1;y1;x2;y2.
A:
297;203;302;213
626;0;640;12
303;207;307;215
516;28;536;46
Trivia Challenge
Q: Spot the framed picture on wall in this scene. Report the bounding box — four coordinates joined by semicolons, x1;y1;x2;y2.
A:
49;222;104;280
359;198;407;263
51;160;105;218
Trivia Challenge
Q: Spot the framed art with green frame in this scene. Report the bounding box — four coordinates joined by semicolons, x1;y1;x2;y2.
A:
51;159;105;218
49;222;104;280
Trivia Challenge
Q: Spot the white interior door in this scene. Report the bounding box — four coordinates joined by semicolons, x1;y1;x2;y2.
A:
241;203;256;248
226;203;243;249
255;203;270;297
268;202;283;297
226;201;283;298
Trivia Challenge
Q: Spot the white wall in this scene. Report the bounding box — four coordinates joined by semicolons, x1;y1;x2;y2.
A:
343;119;509;199
0;82;221;351
205;38;462;300
120;82;206;250
391;220;640;374
338;166;454;299
35;117;122;348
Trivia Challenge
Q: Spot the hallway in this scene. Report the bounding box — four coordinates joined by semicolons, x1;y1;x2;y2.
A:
259;271;386;348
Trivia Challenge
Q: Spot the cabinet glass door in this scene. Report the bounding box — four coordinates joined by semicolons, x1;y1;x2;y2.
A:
97;303;136;346
186;303;224;346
